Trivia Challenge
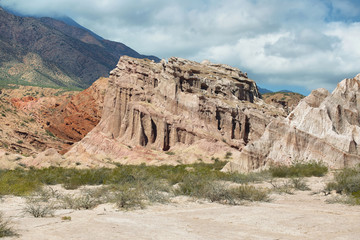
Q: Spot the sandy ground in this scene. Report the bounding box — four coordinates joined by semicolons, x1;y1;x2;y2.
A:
1;177;359;240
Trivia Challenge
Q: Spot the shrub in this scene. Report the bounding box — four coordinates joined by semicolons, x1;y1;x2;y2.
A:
270;161;328;178
290;178;310;191
61;216;71;221
224;151;232;159
269;179;294;195
230;185;270;202
175;174;211;197
326;166;360;205
60;193;101;210
202;181;235;204
177;178;269;204
0;212;16;237
0;170;43;196
139;178;171;204
23;199;54;218
45;130;55;137
32;187;61;202
111;184;145;210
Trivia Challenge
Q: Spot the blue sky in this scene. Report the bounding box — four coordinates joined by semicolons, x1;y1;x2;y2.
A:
1;0;360;95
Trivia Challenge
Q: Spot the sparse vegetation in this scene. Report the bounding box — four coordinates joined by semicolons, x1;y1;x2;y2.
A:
291;177;310;191
165;151;175;155
269;161;328;178
23;197;55;218
0;170;43;196
61;216;71;221
0;212;16;238
230;185;270;202
269;177;310;194
224;151;232;159
60;193;102;210
0;161;328;211
45;130;55;138
269;179;294;195
112;185;145;210
325;165;360;205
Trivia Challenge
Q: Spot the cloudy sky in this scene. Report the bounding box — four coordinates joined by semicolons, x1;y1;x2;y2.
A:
1;0;360;94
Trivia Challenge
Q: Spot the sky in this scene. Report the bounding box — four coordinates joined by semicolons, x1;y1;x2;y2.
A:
1;0;360;95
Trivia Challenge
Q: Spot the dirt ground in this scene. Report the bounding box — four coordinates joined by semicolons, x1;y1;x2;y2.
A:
1;176;359;240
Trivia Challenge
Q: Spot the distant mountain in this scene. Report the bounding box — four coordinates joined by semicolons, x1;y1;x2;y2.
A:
277;90;293;93
0;7;160;89
258;87;273;94
53;16;104;41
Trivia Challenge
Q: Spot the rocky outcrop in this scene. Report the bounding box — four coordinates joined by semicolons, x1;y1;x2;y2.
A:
42;77;108;144
66;56;284;166
224;74;360;172
1;79;107;156
262;92;304;114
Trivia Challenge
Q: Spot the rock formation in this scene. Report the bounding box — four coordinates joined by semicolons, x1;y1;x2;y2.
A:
6;78;108;154
41;77;108;144
224;74;360;172
66;56;284;166
262;92;304;114
0;87;72;156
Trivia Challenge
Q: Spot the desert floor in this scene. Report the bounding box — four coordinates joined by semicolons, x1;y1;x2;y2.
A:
1;176;359;240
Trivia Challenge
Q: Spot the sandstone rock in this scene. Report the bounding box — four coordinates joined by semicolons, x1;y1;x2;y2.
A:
0;87;74;156
6;78;108;155
66;56;284;165
42;77;108;144
20;148;64;168
0;150;24;169
224;74;360;172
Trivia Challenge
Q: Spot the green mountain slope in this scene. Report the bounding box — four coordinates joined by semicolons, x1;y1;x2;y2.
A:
0;7;160;89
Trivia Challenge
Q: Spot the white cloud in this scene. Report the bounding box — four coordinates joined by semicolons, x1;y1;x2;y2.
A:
1;0;360;94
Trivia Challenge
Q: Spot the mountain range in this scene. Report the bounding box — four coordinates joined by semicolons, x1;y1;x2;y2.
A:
0;7;159;89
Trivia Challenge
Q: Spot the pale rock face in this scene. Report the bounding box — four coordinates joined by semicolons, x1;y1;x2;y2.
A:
65;56;284;166
224;75;360;172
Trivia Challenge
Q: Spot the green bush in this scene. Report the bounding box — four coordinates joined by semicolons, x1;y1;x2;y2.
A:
202;181;234;204
0;161;271;208
176;176;269;204
230;185;270;202
0;170;43;196
326;166;360;195
270;161;328;178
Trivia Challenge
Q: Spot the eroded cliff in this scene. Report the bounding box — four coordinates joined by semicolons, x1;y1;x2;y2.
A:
224;74;360;172
65;56;284;166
